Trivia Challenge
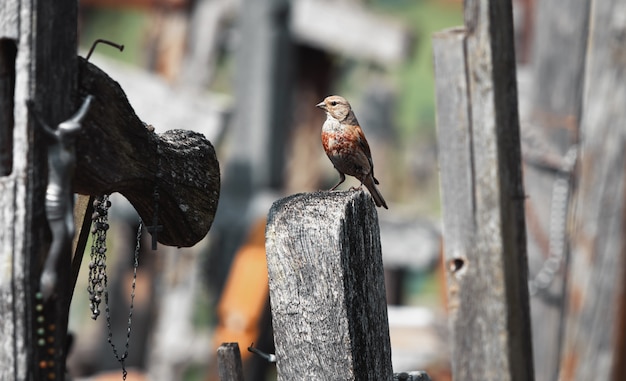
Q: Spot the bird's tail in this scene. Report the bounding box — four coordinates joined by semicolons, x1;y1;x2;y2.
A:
364;176;388;209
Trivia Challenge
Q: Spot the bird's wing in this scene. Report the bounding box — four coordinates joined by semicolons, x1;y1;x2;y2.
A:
354;124;375;173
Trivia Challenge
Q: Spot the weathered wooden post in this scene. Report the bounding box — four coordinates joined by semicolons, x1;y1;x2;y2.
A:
0;0;78;379
265;191;393;380
559;1;626;380
523;1;589;380
432;1;534;380
217;343;245;381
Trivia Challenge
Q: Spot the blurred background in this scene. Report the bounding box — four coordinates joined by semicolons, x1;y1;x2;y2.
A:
66;0;544;380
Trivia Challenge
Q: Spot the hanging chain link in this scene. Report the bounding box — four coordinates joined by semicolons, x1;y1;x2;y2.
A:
528;146;578;296
87;193;143;380
104;220;143;381
88;194;111;320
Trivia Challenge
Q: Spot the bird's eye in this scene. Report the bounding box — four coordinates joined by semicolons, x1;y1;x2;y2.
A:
330;101;337;106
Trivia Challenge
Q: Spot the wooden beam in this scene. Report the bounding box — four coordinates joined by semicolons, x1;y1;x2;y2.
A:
433;0;534;379
523;1;590;380
265;191;393;380
75;57;220;247
560;1;626;380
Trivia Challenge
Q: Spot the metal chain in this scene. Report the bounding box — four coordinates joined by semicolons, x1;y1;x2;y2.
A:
529;146;578;296
88;194;111;320
104;220;143;381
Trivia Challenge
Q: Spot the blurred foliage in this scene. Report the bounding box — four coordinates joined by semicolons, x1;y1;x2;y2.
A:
79;8;150;64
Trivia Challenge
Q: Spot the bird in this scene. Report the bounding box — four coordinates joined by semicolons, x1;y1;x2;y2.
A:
316;95;388;209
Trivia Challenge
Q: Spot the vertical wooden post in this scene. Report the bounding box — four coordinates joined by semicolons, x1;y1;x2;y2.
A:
529;0;590;148
524;2;590;380
209;0;293;303
265;191;392;380
0;0;77;379
560;1;626;380
217;343;245;381
231;0;291;191
432;0;534;380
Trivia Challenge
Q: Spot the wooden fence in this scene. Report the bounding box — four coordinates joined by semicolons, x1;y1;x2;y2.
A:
431;0;626;380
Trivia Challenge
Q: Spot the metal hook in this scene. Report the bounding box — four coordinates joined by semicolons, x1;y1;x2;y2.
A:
86;39;125;61
248;343;277;363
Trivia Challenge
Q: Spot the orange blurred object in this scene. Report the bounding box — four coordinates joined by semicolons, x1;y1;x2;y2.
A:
212;219;269;363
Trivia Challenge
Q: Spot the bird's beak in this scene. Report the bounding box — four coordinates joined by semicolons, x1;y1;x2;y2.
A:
315;101;326;110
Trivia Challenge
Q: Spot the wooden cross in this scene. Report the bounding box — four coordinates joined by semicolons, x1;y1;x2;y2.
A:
1;1;220;379
73;57;220;248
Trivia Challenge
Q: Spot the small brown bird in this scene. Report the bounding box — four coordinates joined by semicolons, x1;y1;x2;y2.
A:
316;95;388;209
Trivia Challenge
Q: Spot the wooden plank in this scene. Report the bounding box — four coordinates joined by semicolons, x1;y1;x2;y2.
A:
433;0;534;379
0;0;78;380
432;28;474;268
217;343;244;381
265;191;393;380
523;2;590;380
30;0;79;378
529;0;590;145
560;1;626;380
